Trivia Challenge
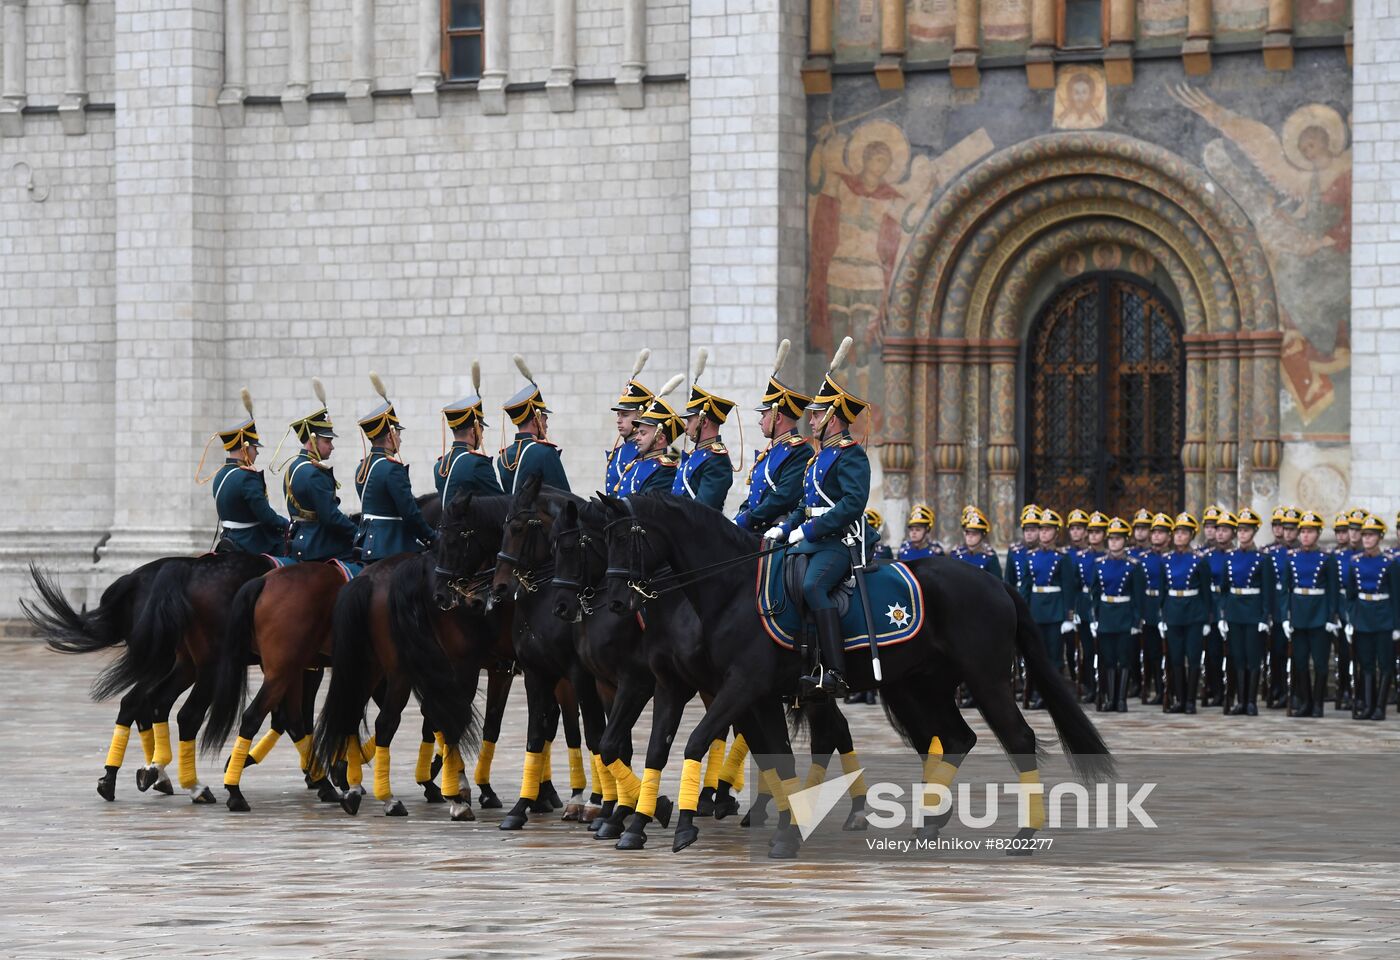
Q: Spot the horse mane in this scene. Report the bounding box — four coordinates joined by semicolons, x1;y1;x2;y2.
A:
442;493;512;533
627;493;761;553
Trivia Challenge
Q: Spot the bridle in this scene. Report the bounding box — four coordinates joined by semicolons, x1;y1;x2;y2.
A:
549;518;606;616
433;526;495;606
496;508;554;595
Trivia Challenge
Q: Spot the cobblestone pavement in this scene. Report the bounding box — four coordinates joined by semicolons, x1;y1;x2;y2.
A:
5;641;1400;958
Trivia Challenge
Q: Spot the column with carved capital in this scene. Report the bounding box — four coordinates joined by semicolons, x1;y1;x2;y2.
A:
985;345;1020;548
879;341;916;527
934;342;967;544
1;0;28;136
1182;337;1210;511
1213;340;1239;508
1248;332;1283;507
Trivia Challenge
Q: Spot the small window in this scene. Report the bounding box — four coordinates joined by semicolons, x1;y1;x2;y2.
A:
442;0;485;81
1058;0;1106;50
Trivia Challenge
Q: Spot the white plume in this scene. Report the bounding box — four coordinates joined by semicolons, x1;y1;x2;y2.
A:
240;387;253;417
772;338;791;375
631;348;651;379
471;360;481;394
369;370;389;401
312;377;327;406
513;353;535;384
828;336;854;374
692;347;709;383
657;374;684;398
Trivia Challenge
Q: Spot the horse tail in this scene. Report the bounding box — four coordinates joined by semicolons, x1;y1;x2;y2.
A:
388;560;481;755
202;577;263;753
92;561;195;702
24;563;135;657
312;574;375;775
1006;582;1116;783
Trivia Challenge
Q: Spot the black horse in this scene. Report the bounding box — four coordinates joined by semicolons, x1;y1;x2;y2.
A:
598;494;1115;858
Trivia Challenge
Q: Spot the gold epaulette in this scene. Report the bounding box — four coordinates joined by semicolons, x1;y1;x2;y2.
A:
707;442;729;456
784;435;809;447
660;453;680;467
833;437;857;448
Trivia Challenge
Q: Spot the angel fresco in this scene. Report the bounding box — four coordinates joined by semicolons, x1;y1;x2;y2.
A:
1170;84;1351;430
807;112;993;436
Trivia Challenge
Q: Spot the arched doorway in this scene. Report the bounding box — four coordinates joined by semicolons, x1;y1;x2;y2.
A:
1024;273;1185;516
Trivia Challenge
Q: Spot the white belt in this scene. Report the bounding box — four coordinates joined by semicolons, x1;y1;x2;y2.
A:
1167;589;1198;597
1233;587;1261;595
362;514;403;522
221;520;259;530
1293;587;1323;596
1145;589;1160;596
806;506;832;517
1359;592;1391;602
1101;595;1131;604
1032;585;1061;593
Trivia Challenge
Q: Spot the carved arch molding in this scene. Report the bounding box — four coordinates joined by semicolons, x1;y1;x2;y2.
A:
881;133;1282;543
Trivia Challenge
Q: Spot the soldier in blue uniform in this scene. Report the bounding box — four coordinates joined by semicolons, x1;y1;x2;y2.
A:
1088;518;1147;713
734;340;812;533
1159;513;1214;714
283;379;358;562
1342;516;1400;721
897;504;944;561
204;388;289;555
1218;508;1275;716
435;363;503;510
1070;511;1107;705
1004;505;1040;591
1020;508;1079;710
1199;505;1221;553
864;508;894;561
1331;512;1358;711
674;352;735;510
1136;513;1172;705
1265;506;1300;708
498;355;570;494
353;373;436;563
1129;508;1154;558
1199;509;1235;708
1281;511;1342;717
606;350;653;495
766;337;870;699
951;505;1001;578
615;378;684;496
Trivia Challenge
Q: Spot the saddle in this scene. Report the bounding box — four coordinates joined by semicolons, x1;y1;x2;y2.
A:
781;552;854;621
757;547;923;653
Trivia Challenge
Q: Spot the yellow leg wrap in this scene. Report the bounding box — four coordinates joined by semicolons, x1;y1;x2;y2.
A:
922;737;960;812
1020;769;1046;829
541;740;553;784
360;735;377;764
138;726;155;764
777;778;800;813
224;736;253;787
804;761;828;790
414;739;434;783
677;757;704;812
374;745;392;800
754;769;772;797
473;739;496;786
520;751;544;801
608;759;642;808
760;768;782;805
839;750;868;797
177;740;198;790
435;731;446;756
442;747;464;798
594;754;616;802
294;735;324;780
719;733;748;787
249;729;281;764
343;738;363;788
105;724;132;768
703;738;726;790
568;746;587;791
151;721;172;767
636;767;663;818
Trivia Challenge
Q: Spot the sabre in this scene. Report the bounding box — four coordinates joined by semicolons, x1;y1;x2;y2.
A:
846;531;884;683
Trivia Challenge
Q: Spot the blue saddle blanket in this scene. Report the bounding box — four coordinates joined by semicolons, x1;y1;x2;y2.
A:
261;555;362;581
756;548;923;651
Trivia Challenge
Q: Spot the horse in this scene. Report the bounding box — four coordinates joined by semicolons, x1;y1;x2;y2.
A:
597;493;1115;859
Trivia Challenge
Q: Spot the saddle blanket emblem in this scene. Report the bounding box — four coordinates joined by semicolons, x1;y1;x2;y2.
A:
261;555;362;581
755;550;923;651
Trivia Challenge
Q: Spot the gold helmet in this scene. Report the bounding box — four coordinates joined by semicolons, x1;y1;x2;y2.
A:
1106;517;1132;537
1237;508;1262;528
1173;512;1200;533
1132;508;1154;528
1087;511;1111;530
864;508;885;533
612;348;654;413
1362;515;1387;534
1298;510;1324;530
1040;509;1064;529
358;371;403;440
961;505;990;532
1216;511;1238;529
907;503;935;528
1020;504;1042;527
1066;508;1091;527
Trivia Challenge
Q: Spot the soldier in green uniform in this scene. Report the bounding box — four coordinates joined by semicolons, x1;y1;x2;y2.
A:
1332;512;1360;711
1004;505;1041;591
1265;506;1301;708
1205;511;1237;709
204;388;289;555
1218;508;1275;716
354;373;436;562
1342;516;1400;721
436;362;503;510
1020;508;1079;710
1159;513;1214;714
498;355;570;494
674;350;735;510
1088;517;1147;713
733;340;812;534
1282;511;1343;717
283;379;358;562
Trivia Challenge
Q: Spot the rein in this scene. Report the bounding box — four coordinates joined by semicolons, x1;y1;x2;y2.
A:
602;502;784;600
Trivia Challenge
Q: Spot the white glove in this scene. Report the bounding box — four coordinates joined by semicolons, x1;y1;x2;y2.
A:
1283;620;1293;639
1060;621;1076;635
1258;622;1270;633
1201;624;1211;637
787;527;806;545
1217;620;1229;636
1345;624;1354;640
1392;630;1399;642
1130;625;1142;636
1157;621;1167;637
763;526;784;542
1089;621;1099;638
1072;613;1082;627
1324;621;1340;636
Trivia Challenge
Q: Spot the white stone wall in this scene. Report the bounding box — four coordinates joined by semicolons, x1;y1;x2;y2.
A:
1350;0;1400;514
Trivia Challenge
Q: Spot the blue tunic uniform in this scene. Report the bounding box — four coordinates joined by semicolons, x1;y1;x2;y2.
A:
212;458;289;554
1022;547;1080;670
435;441;503;510
734;434;808;533
1004;542;1033;590
604;438;640;496
497;433;570;494
671;439;733;510
615;451;679;497
1219;547;1278;673
950;544;1002;578
284;452;357;562
1283;547;1343;686
354;448;437;563
779;434;870;612
897;540;945;562
1136;549;1167;623
1089;554;1148;670
1160;549;1214;671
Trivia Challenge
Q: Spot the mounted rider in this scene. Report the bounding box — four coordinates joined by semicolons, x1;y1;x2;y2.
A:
498;354;570;494
673;348;736;510
615;375;685;496
765;336;870;699
734;339;811;533
203;387;289;555
435;360;503;510
353;372;436;563
606;349;653;495
283;378;358;562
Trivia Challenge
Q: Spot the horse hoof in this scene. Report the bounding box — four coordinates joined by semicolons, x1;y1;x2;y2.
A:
499;813;527;830
135;766;154;793
97;776;116;802
593;815;626;841
477;784;502;809
529;795;554;814
151;773;174;796
616;828;647;851
386;799;409;818
741;809;769;829
190;786;217;805
696;786;716;818
562;802;583;822
581;803;604;824
768;827;801;860
340;791;363;816
843;809;869;831
654;795;674;829
712;793;740;820
672;824;699;853
314;779;340;804
225;788;250;813
419;780;444;804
